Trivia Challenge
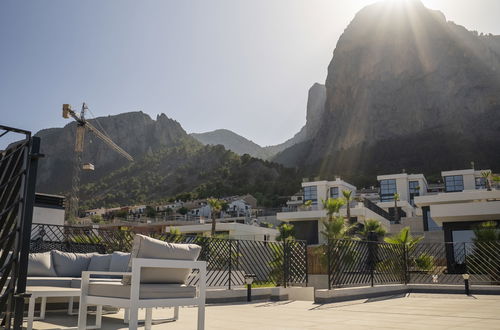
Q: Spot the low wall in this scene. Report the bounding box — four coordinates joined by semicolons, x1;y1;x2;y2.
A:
314;284;500;304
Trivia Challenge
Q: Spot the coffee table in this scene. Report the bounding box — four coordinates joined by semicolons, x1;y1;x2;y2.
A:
25;286;102;330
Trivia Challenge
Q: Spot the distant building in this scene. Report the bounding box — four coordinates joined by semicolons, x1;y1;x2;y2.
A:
33;193;65;226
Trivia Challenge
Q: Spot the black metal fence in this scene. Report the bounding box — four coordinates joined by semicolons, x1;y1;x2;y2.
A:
0;126;40;329
328;239;500;289
30;223;308;288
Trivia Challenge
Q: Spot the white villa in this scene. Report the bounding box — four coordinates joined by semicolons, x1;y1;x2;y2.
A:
277;168;500;245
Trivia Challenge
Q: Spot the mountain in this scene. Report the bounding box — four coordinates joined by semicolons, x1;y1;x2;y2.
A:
191;129;272;159
191;83;327;160
79;143;300;209
34;111;300;209
274;0;500;185
35;112;190;194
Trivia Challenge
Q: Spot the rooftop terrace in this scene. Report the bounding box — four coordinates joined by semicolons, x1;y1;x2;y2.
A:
31;294;500;330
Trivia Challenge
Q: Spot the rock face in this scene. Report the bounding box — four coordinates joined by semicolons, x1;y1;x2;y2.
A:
35;111;192;194
275;0;500;184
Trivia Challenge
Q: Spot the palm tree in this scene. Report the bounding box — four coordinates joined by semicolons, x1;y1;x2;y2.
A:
277;223;295;241
322;198;345;220
359;219;386;241
393;193;400;223
207;198;222;237
342;190;354;223
321;216;356;241
384;227;422;248
481;170;492;190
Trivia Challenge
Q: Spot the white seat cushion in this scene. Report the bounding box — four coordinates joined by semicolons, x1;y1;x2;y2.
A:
88;282;196;299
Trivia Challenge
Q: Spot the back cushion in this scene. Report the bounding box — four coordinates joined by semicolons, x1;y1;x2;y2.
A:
28;252;57;277
122;235;201;285
109;252;131;272
52;251;94;277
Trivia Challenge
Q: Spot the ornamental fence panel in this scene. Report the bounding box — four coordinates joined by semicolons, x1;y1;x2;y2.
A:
328;239;500;289
0;126;40;329
30;223;308;289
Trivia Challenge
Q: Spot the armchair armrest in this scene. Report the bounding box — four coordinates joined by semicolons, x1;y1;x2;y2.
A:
131;258;206;271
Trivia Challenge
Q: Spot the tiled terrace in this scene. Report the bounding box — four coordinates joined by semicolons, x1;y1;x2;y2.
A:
30;293;500;330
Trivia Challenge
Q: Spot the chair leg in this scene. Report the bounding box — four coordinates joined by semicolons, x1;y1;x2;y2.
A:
128;307;139;330
40;297;47;319
96;305;103;329
197;303;205;330
124;308;129;324
174;306;179;320
145;308;152;330
27;296;36;330
77;297;88;330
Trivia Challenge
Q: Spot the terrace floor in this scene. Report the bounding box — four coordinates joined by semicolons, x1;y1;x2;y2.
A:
29;293;500;330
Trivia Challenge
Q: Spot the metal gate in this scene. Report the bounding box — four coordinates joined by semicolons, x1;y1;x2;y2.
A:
0;125;40;329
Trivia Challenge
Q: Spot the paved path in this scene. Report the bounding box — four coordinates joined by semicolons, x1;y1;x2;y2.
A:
31;294;500;329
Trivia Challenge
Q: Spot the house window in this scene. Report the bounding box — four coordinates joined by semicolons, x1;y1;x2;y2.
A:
475;177;486;189
444;175;464;192
380;179;396;202
303;186;317;205
330;187;339;198
409;181;420;205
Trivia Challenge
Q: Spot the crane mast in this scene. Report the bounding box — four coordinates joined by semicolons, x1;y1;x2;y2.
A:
62;103;133;219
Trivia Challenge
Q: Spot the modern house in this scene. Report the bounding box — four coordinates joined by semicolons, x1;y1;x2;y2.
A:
414;169;500;244
277;169;499;245
277;178;392;244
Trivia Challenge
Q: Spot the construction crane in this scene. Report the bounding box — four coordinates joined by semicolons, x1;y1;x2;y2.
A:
62;103;133;218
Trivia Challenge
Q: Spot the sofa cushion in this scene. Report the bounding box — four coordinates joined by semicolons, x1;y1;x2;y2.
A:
88;254;112;271
109;252;131;272
123;235;201;285
26;277;73;288
28;252;57;277
52;251;94;277
88;282;196;299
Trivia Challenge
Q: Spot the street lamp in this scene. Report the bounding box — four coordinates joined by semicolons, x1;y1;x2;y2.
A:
244;274;256;302
462;273;470;295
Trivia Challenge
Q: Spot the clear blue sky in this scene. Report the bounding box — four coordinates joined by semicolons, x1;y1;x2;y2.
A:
1;0;500;148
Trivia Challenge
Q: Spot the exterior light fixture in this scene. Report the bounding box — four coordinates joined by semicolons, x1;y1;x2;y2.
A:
244;274;256;302
462;273;470;295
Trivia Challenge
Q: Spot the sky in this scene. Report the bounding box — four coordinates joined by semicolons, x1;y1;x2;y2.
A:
1;0;500;148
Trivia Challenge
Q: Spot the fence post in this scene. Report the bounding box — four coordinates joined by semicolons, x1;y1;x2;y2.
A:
327;239;331;290
367;232;377;287
463;242;468;274
304;242;308;287
403;244;409;285
228;240;232;290
283;241;288;288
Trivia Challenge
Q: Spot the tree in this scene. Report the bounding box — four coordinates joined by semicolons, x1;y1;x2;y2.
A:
393;193;400;223
321;216;356;241
276;223;295;241
207;198;223;237
481;171;492;191
177;207;188;215
342;190;353;223
384;227;422;248
301;200;313;210
90;214;103;224
322;198;345;220
473;221;500;242
359;219;386;241
145;205;157;218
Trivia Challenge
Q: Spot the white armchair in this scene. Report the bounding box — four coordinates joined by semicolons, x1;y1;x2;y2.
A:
77;258;206;330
